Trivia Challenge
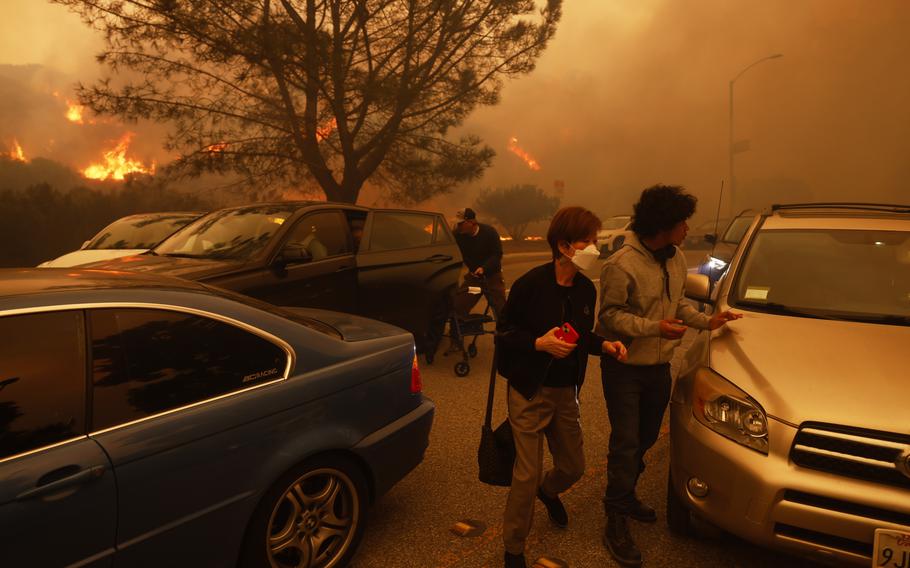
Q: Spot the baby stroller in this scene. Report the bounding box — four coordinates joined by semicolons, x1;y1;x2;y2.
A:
443;290;497;377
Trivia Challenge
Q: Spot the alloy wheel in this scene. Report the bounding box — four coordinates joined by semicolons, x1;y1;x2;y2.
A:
266;467;360;568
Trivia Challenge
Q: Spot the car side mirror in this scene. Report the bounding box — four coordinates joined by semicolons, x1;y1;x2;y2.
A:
685;273;713;304
704;233;717;245
276;244;312;266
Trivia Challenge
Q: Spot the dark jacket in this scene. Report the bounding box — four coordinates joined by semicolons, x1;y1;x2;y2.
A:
496;262;606;400
454;223;503;276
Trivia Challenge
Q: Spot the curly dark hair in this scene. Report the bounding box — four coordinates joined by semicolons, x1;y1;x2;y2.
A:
630;185;697;238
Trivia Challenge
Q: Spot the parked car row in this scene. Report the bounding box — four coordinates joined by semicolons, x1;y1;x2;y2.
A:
7;200;457;567
670;202;910;567
77;202;462;353
9;199;910;567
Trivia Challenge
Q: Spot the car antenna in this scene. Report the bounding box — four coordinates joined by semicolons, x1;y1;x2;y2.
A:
710;179;724;261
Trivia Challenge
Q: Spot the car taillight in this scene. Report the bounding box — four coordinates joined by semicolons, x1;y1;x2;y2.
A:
410;354;422;394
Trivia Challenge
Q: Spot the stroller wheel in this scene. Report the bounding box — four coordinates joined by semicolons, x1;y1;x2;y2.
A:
454;361;470;377
467;344;478;358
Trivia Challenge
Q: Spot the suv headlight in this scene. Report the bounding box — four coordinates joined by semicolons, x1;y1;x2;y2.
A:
692;368;769;454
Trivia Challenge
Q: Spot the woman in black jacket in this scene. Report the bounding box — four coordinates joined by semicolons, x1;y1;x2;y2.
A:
496;206;627;568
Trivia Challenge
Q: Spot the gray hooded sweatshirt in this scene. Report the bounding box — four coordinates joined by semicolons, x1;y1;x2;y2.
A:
596;233;711;365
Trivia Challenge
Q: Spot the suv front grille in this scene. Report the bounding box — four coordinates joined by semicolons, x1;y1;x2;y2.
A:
790;423;910;490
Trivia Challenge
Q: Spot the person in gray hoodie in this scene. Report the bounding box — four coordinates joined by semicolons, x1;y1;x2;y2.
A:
596;185;741;567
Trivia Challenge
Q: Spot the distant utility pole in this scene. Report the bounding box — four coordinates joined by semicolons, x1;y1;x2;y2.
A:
729;53;783;215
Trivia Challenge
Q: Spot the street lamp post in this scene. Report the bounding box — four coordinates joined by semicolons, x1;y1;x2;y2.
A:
729;53;783;214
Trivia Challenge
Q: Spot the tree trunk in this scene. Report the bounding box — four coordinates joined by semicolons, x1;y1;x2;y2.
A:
322;179;361;204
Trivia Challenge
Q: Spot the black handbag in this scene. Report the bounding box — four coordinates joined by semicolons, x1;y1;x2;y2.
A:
478;345;516;487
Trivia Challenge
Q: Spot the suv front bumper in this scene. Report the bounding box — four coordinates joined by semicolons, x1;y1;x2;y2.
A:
669;400;910;566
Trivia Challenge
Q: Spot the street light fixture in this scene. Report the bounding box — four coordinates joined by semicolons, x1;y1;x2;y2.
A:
729;53;783;214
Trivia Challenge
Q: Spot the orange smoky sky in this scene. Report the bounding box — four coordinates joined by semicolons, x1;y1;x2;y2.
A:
2;1;909;219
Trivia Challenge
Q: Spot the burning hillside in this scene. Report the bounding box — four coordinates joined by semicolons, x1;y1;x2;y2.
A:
0;64;162;187
82;133;155;181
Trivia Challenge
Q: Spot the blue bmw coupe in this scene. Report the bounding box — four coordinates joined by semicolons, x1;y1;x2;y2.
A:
0;268;434;568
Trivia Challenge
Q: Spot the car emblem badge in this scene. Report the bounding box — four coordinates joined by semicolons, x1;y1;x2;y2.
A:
898;448;910;479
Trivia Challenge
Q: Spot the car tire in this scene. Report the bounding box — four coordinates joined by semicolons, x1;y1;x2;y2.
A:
240;455;369;568
666;470;694;537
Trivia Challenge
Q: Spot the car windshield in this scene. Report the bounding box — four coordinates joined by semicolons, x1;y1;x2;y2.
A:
154;205;297;260
603;216;630;230
87;214;198;250
731;229;910;324
721;216;754;244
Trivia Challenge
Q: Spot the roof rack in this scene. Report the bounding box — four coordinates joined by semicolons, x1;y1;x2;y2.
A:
771;202;910;214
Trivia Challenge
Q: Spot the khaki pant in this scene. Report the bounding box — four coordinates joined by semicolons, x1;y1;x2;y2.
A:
503;385;585;554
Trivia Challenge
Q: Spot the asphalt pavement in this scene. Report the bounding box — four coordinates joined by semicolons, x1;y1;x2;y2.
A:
350;250;821;568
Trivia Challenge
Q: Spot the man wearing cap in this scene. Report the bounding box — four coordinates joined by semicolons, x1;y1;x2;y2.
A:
452;208;507;322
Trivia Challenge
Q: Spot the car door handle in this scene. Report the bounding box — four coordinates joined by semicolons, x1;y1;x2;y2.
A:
16;464;106;500
425;254;453;262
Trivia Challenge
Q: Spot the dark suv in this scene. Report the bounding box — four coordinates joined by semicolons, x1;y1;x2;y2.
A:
88;202;462;351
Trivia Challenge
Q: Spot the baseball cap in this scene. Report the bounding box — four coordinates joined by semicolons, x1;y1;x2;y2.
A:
454;208;477;225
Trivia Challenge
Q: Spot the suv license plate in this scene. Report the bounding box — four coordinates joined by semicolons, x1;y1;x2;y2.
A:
873;529;910;567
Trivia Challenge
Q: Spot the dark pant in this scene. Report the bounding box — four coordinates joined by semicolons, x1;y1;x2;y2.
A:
601;357;671;513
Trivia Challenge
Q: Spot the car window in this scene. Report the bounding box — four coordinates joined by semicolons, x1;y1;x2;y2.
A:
155;205;297;260
732;229;910;321
434;217;453;244
90;308;288;430
368;212;435;251
0;311;85;460
722;216;755;244
282;211;351;261
87;214;198;250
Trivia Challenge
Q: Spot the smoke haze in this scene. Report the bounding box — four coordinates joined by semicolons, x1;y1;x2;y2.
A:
2;0;908;221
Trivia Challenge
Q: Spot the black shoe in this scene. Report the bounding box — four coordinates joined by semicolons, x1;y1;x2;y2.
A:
537;488;568;528
504;551;527;568
604;512;642;567
628;500;657;523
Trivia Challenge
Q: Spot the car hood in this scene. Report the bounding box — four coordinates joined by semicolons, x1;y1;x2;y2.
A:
709;310;910;431
85;254;243;280
39;249;149;268
283;307;410;342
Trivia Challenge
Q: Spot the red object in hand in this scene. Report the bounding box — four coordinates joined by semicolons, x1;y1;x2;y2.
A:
555;322;579;344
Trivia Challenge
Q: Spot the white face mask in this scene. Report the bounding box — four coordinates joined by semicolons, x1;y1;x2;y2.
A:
568;243;600;271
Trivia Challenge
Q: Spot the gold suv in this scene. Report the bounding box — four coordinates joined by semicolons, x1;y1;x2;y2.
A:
669;203;910;566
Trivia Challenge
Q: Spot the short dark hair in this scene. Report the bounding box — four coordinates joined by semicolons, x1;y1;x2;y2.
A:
547;206;602;260
630;185;697;238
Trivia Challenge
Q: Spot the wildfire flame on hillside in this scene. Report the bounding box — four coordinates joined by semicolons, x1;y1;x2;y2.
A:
65;101;85;124
205;142;228;153
7;140;26;161
507;136;541;171
83;133;154;180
